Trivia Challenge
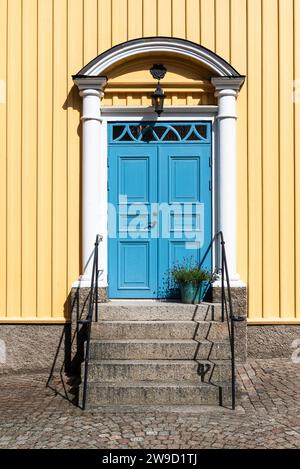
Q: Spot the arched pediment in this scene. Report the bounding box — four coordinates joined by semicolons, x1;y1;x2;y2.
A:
75;37;241;78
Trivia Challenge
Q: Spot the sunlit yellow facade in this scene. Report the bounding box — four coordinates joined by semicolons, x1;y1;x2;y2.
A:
0;0;299;323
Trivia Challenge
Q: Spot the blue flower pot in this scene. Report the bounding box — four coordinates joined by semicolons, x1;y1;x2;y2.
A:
180;281;208;304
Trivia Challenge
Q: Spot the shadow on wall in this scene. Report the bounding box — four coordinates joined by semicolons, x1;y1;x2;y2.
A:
63;84;81;115
62;84;84;286
46;287;92;408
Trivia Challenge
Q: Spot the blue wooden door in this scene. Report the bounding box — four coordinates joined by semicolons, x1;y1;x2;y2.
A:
108;122;212;299
158;144;212;298
108;145;158;298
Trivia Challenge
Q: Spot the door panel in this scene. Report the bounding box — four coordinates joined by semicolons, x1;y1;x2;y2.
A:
118;241;150;289
169;156;200;202
119;157;149;203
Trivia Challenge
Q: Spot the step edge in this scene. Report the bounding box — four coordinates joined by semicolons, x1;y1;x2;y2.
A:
90;339;198;344
89;359;198;365
87;380;220;388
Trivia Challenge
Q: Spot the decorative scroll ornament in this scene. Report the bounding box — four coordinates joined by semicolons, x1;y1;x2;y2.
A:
110;122;210;144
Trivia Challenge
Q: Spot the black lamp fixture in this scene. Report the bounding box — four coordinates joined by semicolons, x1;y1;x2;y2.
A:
150;64;167;116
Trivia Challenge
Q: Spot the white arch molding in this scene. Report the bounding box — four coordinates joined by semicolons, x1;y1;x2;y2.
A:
77;37;240;77
73;37;245;289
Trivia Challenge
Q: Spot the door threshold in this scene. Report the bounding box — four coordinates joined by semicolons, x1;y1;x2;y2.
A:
108;299;181;304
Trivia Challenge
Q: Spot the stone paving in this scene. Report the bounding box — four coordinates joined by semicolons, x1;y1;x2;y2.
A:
0;359;299;449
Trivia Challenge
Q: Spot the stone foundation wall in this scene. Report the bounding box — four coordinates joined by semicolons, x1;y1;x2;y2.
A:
247;325;300;359
0;324;66;374
0;287;108;374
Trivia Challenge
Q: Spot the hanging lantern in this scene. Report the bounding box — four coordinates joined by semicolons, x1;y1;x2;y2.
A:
152;82;165;116
150;64;167;116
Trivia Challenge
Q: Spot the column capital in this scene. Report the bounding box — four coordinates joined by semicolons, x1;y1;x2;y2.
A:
212;77;245;120
211;76;245;96
73;76;107;122
72;75;107;93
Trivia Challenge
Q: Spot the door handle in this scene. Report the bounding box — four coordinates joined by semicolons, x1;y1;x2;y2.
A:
147;221;157;229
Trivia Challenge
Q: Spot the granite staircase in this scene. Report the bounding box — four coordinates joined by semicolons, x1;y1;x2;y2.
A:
82;301;236;408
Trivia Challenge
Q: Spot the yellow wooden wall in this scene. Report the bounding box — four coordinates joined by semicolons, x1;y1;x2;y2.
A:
0;0;299;323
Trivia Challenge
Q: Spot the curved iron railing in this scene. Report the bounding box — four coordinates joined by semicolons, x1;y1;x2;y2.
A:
78;234;101;410
199;231;244;410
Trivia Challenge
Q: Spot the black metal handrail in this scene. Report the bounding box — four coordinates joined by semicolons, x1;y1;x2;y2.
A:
199;231;244;410
78;234;101;410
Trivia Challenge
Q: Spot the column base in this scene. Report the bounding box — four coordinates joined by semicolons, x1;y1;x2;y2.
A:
210;281;247;363
72;275;107;289
212;278;246;288
69;286;108;320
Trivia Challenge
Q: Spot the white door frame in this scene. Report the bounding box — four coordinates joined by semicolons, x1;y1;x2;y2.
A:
73;38;245;288
72;102;245;289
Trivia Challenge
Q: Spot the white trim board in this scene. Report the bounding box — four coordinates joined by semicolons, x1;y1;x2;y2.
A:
101;106;218;118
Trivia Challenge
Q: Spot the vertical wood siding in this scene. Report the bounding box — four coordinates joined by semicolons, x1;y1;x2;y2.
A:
22;0;37;318
0;0;7;318
0;0;298;322
247;0;263;319
295;0;300;318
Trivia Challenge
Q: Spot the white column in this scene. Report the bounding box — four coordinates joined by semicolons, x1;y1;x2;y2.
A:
211;77;245;284
73;76;107;284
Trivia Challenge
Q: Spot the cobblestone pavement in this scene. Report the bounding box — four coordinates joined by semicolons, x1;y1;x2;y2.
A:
0;359;299;449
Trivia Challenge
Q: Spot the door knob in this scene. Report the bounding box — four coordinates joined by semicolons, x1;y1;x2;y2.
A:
148;221;157;229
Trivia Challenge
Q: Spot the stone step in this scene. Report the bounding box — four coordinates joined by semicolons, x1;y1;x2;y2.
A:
91;321;195;340
88;359;199;382
85;380;230;406
195;340;231;360
196;360;232;383
87;358;232;384
195;322;229;341
91;320;229;341
97;301;223;322
89;339;198;360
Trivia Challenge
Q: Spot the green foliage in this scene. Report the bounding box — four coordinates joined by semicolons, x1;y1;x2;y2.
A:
170;258;211;285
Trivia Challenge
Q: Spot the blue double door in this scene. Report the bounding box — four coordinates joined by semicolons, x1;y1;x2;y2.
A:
108;122;212;298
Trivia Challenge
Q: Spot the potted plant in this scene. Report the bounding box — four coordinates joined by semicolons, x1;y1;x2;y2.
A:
171;260;211;304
